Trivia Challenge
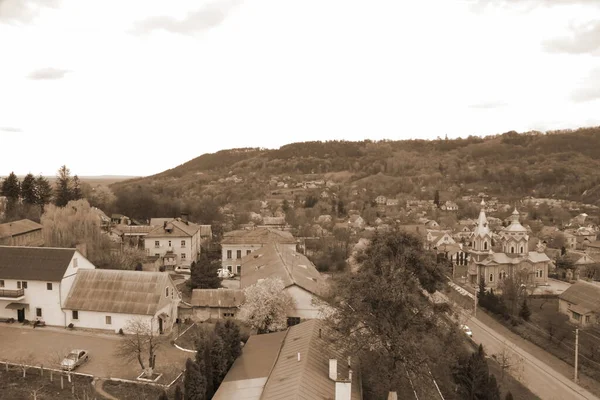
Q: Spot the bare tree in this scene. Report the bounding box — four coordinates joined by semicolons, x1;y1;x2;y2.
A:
492;343;524;383
45;346;72;387
30;384;47;400
14;352;35;378
115;318;165;378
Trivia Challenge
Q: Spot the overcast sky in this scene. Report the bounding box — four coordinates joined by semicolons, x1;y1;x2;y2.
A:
1;0;599;177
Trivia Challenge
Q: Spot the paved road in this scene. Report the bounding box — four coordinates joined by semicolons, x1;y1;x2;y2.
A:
466;313;599;400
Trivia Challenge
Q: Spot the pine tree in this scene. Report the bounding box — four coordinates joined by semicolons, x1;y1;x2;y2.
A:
21;173;37;205
434;190;440;208
195;334;214;398
190;256;222;289
174;385;183;400
184;358;206;400
157;390;169;400
505;392;514;400
35;175;53;210
1;172;21;201
54;165;72;207
453;344;500;400
71;175;83;200
519;297;531;321
210;334;229;390
215;320;242;367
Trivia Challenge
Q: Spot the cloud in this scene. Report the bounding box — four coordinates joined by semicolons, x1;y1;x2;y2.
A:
469;0;600;14
469;101;508;109
131;0;242;36
571;67;600;102
543;21;600;55
0;126;22;133
0;0;60;24
27;67;70;80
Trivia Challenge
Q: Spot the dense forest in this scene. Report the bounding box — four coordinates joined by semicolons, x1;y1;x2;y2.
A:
109;127;600;222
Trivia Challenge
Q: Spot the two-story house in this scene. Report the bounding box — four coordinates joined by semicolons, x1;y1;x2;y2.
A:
221;228;297;274
144;218;202;267
0;219;44;246
0;246;95;325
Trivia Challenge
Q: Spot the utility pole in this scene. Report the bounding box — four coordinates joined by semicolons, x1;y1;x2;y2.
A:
574;328;579;384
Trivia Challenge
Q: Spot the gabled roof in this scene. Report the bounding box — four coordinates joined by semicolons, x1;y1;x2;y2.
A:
112;225;155;235
559;281;600;314
149;218;173;227
63;269;176;315
221;228;296;245
479;251;551;266
240;244;326;296
146;219;201;238
262;217;286;226
0;246;75;281
214;320;362;400
0;219;42;239
191;289;245;308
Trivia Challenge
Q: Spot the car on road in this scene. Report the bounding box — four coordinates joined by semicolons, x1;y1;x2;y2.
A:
174;265;191;275
61;349;89;371
461;324;473;338
217;268;235;279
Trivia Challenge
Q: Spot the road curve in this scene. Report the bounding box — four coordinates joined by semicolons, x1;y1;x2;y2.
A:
467;315;599;400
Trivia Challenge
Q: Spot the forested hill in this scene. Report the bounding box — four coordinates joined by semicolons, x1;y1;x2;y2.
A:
110;126;600;220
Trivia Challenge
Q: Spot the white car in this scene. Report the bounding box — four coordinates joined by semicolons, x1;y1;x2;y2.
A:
174;265;191;275
461;324;473;338
217;268;234;279
61;349;89;371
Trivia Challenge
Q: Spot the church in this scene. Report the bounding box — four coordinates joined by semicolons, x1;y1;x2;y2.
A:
467;201;551;289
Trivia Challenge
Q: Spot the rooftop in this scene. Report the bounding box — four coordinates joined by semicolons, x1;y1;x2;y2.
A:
146;218;202;238
222;228;296;245
0;219;43;239
559;281;600;314
190;289;245;308
0;246;76;281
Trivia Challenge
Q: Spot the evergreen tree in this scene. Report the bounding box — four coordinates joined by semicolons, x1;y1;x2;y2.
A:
210;334;229;390
35;175;53;210
54;165;73;207
184;358;206;400
1;172;21;215
71;175;83;200
453;344;501;400
190;256;222;289
157;391;169;400
434;189;440;208
174;386;183;400
478;276;487;307
173;385;183;400
505;392;514;400
215;320;242;367
195;336;214;399
21;173;37;205
519;297;531;321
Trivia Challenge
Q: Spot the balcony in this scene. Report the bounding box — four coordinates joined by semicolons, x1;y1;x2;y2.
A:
0;288;25;300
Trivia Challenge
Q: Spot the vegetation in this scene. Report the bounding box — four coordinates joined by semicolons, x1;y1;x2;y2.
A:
237;277;295;334
189;253;222;290
115;318;165;378
452;344;501;400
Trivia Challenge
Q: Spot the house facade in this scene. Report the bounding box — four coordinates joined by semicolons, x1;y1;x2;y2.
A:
558;281;600;327
144;218;202;267
221;228;297;275
0;219;44;246
63;269;180;334
0;246;95;325
189;289;245;321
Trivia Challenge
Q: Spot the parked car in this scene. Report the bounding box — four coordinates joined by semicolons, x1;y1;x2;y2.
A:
61;349;89;371
174;265;191;275
217;268;234;279
461;324;473;338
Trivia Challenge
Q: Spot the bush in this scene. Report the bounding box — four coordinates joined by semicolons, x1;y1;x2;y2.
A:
159;265;166;272
118;328;124;335
67;323;74;329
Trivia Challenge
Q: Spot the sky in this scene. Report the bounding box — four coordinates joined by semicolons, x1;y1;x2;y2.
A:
1;0;600;177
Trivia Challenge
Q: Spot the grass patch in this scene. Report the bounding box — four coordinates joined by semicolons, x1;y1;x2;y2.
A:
0;367;95;400
174;322;215;350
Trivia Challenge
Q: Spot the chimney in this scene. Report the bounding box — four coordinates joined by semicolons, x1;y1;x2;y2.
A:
329;359;338;381
163;221;167;229
181;213;189;223
387;392;398;400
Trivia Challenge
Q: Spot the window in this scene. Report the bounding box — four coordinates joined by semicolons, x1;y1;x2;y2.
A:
155;253;160;257
236;250;242;259
72;310;79;320
484;241;488;250
165;287;169;298
0;280;4;288
572;311;581;321
227;266;232;272
105;316;112;325
237;265;241;274
181;253;186;259
287;317;301;327
168;240;172;247
73;258;78;268
46;283;53;290
36;308;42;318
246;250;252;256
17;281;27;289
227;250;232;259
155;241;160;248
489;273;494;282
223;313;234;318
520;246;524;253
511;246;515;254
181;240;186;248
585;315;590;323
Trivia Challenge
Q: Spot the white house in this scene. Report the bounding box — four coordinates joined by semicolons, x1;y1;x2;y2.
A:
145;218;202;267
221;228;297;275
0;246;95;325
240;243;328;321
63;269;180;334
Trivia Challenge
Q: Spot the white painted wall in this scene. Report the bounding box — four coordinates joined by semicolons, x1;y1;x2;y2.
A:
145;235;200;267
66;310;154;333
286;285;326;319
222;243;296;273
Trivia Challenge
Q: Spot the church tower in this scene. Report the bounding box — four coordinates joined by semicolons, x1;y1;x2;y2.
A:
470;199;493;262
501;208;529;255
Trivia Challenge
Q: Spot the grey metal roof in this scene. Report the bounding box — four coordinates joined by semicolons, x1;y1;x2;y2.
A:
0;219;42;239
221;228;296;245
63;269;174;315
0;246;75;281
146;219;201;238
559;281;600;313
190;289;245;308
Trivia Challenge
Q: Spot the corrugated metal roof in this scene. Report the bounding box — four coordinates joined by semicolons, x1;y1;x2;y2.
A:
0;219;43;239
240;244;325;296
63;269;174;315
559;281;600;313
222;228;296;245
190;289;245;308
0;246;75;281
146;219;201;238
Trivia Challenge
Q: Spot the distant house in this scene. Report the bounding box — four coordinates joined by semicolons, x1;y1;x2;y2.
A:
110;214;130;225
375;195;387;205
427;231;456;250
0;246;95;325
91;207;111;228
583;240;600;257
348;215;365;230
258;217;287;230
564;232;577;250
320;191;330;199
63;269;180;334
425;220;440;229
558;281;600;327
0;219;43;246
441;201;459;211
317;215;333;224
241;243;328;321
213;319;361;400
144;217;203;267
221;228;297;275
189;289;245;321
386;198;399;206
111;224;154;249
